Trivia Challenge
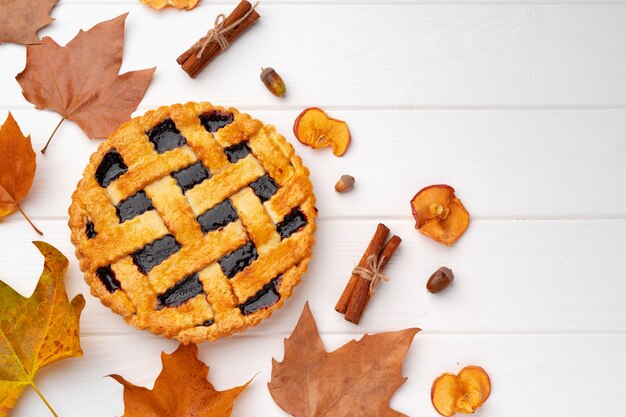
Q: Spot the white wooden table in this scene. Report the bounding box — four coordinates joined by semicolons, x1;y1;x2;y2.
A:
1;1;625;416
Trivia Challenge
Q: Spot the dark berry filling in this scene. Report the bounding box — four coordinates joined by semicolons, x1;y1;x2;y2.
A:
96;266;121;293
95;149;127;187
171;161;211;192
133;235;181;274
199;110;234;133
240;277;281;316
249;174;279;202
146;119;187;153
157;273;204;309
85;220;97;239
276;209;308;239
197;200;238;234
116;190;154;223
219;242;258;278
224;141;251;163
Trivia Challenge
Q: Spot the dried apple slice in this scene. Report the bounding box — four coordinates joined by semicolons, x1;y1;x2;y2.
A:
431;366;491;417
410;185;469;246
293;107;351;156
410;185;455;228
457;366;491;410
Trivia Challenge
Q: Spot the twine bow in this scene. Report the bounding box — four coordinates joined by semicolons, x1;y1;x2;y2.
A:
353;255;390;295
193;1;259;59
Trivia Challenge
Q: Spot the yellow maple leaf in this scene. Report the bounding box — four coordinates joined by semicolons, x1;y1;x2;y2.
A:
0;242;85;417
140;0;200;10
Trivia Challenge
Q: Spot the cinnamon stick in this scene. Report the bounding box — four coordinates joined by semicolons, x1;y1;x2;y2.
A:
177;0;260;78
335;223;390;314
344;235;402;324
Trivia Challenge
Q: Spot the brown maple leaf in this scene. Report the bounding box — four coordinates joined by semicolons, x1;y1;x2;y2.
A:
16;13;156;154
0;0;58;45
0;112;42;235
0;241;85;417
110;344;252;417
269;303;420;417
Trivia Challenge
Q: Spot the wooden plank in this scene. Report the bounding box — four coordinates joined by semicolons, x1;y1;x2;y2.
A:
1;218;625;335
4;108;625;220
53;0;626;4
1;5;625;108
8;332;626;416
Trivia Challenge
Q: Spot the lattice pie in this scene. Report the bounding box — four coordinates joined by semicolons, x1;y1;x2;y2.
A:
69;103;317;343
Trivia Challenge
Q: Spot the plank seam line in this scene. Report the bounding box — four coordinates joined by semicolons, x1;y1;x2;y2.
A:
78;330;626;337
14;216;626;222
3;105;626;112
39;1;626;5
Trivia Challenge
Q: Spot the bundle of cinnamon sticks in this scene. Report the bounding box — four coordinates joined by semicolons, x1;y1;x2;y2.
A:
336;224;401;324
177;0;260;78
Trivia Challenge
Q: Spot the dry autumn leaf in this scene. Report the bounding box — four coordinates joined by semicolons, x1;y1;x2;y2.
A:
0;0;58;45
269;303;420;417
0;112;42;235
110;344;251;417
141;0;200;10
16;13;156;154
0;241;85;417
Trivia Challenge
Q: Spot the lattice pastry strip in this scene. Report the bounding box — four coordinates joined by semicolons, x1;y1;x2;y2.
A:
88;263;136;318
77;184;119;230
69;102;317;343
208;112;263;148
185;156;265;216
147;221;248;294
178;260;310;344
105;121;156;167
248;125;297;185
81;210;169;271
231;219;315;303
108;146;197;205
178;123;229;172
229;187;281;255
144;176;204;246
265;175;314;223
112;258;214;337
195;263;245;337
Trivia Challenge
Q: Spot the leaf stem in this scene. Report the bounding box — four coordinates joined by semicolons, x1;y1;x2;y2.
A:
31;383;59;417
16;203;43;235
41;117;65;155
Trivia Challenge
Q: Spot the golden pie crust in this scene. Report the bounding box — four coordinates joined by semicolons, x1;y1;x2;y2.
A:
69;102;316;343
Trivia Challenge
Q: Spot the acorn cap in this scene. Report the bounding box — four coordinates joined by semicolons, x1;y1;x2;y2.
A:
260;67;275;81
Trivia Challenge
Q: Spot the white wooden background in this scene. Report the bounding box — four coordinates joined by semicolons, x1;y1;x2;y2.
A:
1;1;626;416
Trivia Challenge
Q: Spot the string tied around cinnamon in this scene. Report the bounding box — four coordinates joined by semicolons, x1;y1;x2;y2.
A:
192;1;259;59
353;254;390;295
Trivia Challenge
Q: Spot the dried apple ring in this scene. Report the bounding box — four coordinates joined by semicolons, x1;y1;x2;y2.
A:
293;107;351;156
410;185;469;246
431;366;491;416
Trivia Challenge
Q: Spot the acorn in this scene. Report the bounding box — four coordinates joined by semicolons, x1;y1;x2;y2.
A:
260;67;286;97
335;175;355;193
426;266;454;294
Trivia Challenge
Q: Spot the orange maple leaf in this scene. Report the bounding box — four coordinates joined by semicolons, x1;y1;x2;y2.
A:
0;0;58;45
141;0;200;10
110;344;251;417
0;112;41;234
269;303;420;417
0;242;85;417
16;14;156;154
